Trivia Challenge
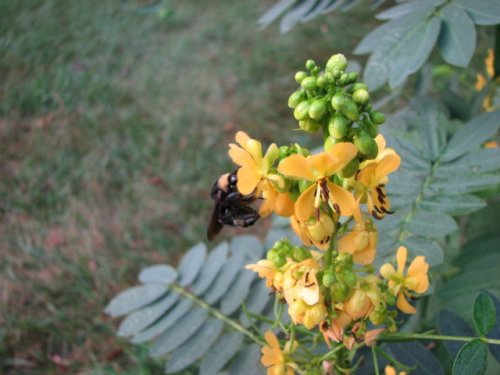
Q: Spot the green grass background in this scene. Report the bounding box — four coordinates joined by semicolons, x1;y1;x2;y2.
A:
0;0;372;373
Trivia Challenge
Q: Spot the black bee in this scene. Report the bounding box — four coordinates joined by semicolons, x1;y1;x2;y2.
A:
207;170;260;240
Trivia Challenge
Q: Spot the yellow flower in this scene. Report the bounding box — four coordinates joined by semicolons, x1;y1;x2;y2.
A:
228;131;280;195
380;246;429;314
338;219;377;265
385;365;407;375
342;276;381;320
486;48;495;78
245;260;281;291
257;180;295;217
320;311;352;346
290;212;335;250
278;143;358;222
485;140;499;148
261;331;296;375
475;73;487;91
351;137;400;219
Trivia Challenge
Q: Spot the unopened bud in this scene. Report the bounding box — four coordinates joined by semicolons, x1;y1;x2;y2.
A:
328;113;348;139
294;101;310;120
295;71;308;84
308;100;327;120
301;76;317;91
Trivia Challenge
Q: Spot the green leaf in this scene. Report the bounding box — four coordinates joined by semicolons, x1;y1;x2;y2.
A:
419;194;486;216
104;284;168;317
204;250;245;304
473;292;496;336
230;344;264;375
191;242;229;296
199;332;244;375
442;111;500;162
455;0;500;26
279;0;319;33
407;210;458;237
150;307;209;357
428;174;500;195
117;292;180;337
178;242;207;287
437;4;476;67
452;339;488;375
138;264;177;285
165;319;224;373
221;269;256;315
485;292;500;364
388;16;442;88
386;341;444;374
258;0;295;27
438;309;476;358
438;148;500;176
376;0;443;21
401;235;444;266
131;299;194;344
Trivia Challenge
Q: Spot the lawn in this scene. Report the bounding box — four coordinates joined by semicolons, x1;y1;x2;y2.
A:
0;1;371;373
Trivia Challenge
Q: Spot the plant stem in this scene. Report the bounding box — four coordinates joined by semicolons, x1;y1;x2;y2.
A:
372;346;380;375
380;332;500;345
171;284;265;345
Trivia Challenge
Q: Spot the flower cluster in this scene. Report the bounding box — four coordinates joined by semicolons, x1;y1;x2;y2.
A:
221;54;430;374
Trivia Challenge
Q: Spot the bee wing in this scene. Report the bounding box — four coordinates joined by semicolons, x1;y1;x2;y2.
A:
207;204;223;241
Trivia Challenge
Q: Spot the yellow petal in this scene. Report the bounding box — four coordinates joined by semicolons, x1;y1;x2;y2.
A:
407;256;429;278
246;139;263;163
228;144;254;167
326;142;358;172
237;166;261;195
290;216;312;247
375;153;400;180
278;154;315;181
264;143;279;166
327;181;356;216
308;152;337;177
353;245;376;265
264;331;280;350
275;192;295;217
385;365;397;375
397;292;416;314
396;246;407;273
294;184;317;222
375;135;386;151
235;130;250;146
379;263;396;280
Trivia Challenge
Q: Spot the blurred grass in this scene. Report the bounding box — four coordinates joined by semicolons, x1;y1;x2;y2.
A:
0;0;371;373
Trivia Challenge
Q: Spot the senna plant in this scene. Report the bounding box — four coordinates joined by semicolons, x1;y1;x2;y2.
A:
106;54;500;374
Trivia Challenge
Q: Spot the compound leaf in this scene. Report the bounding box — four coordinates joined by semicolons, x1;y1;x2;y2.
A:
437;3;476;67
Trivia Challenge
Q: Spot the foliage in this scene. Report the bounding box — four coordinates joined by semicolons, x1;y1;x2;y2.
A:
261;0;500;89
105;236;269;374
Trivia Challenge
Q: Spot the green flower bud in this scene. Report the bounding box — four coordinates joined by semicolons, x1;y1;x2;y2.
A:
354;133;378;158
386;294;396;306
332;282;350;302
323;136;338;151
370;111;386;125
330;93;346;111
278;145;290;159
294;101;310;121
341;99;359;121
328;113;348;139
326;54;348;72
322;271;336;287
295;71;308;84
351;83;368;91
339;73;349;85
273;255;286;267
308;100;327;120
339;157;359;178
301;76;317;91
348;71;359;83
266;248;279;261
336;252;353;269
306;59;316;71
299;119;321;133
340;270;357;288
352;89;370;105
293;246;311;262
369;305;387;325
316;75;327;88
288;90;305;109
365;121;378;138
